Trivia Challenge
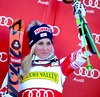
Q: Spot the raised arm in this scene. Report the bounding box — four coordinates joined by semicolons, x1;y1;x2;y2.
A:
61;1;96;76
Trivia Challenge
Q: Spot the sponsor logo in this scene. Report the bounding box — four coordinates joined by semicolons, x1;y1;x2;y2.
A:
0;16;14;27
10;57;21;64
37;0;49;5
0;52;7;62
20;71;59;83
92;33;100;44
73;77;85;83
48;25;60;36
34;27;51;35
74;66;100;79
83;0;100;9
40;33;47;37
78;33;100;46
11;40;21;50
22;89;54;97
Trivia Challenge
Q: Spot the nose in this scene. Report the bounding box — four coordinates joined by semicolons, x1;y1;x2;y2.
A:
42;45;48;51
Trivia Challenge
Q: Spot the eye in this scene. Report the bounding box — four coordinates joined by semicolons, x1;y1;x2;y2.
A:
38;42;43;45
47;41;52;45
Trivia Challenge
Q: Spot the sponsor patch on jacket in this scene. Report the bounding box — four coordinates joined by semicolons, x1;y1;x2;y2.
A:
20;71;59;84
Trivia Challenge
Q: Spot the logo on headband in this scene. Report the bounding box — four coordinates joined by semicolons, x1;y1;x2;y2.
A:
34;27;51;35
40;33;47;37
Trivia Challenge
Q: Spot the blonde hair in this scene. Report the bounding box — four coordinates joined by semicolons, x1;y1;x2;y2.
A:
21;20;42;77
21;45;35;77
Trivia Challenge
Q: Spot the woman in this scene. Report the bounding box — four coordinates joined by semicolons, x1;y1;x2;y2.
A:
18;17;93;97
18;21;66;97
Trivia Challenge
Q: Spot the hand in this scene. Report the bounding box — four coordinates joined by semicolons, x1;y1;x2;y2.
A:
72;1;86;19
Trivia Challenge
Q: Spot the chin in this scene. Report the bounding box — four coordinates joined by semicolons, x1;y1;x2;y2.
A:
40;55;50;59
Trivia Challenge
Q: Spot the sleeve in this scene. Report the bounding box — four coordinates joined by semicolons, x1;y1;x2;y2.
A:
60;48;92;76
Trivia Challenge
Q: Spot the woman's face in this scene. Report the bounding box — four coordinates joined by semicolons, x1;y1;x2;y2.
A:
35;38;54;59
